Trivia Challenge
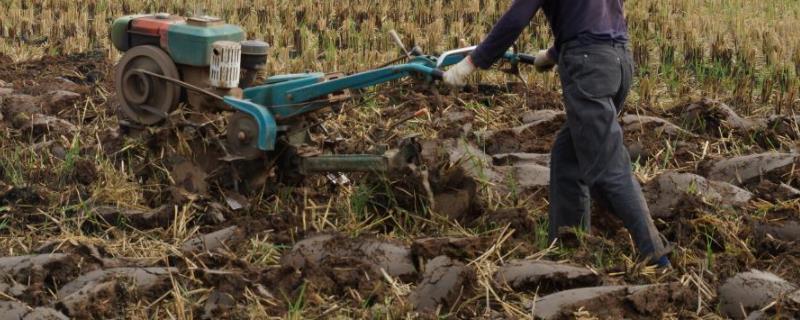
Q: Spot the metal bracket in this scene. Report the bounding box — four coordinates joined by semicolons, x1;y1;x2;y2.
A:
297;138;421;175
223;96;278;151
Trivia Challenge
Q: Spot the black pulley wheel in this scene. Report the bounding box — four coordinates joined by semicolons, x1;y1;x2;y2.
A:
115;45;181;125
226;112;263;160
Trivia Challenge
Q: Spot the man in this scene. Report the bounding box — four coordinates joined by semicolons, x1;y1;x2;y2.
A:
443;0;671;267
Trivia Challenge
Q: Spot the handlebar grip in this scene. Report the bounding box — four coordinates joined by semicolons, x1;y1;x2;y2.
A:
431;69;445;81
518;53;537;65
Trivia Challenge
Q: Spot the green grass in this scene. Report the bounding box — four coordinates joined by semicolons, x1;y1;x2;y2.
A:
350;184;377;219
286;282;307;320
59;135;81;185
0;148;27;186
705;233;715;269
535;217;550;251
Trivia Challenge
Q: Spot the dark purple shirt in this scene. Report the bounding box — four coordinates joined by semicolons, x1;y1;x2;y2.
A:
470;0;629;69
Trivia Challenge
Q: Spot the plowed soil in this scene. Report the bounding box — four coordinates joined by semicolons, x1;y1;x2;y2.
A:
0;53;798;319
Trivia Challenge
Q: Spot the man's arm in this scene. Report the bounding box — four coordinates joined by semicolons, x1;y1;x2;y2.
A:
470;0;545;69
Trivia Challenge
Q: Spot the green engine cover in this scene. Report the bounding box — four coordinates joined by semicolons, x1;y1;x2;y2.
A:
110;15;144;51
167;22;245;67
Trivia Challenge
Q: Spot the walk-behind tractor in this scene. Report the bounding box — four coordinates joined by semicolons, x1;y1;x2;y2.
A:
111;13;537;179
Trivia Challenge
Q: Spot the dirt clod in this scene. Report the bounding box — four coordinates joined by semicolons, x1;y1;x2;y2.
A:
23;307;70;320
425;138;550;194
754;180;800;201
475;207;538;237
92;205;173;230
718;270;799;319
437;110;475;138
56;267;177;318
521;109;565;125
42;90;81;111
644;171;753;218
492;153;551;167
433;187;475;221
511;164;550;188
16;113;78;137
620;114;692;137
412;237;493;261
753;220;800;243
532;283;695;320
0;301;68;320
72;158;98;185
484;110;565;155
357;239;417;280
281;234;417;282
203;289;237;319
0;300;28;320
0;278;27;297
181;226;244;255
429;139;499;182
0;253;84;302
706;152;798;186
494;259;600;293
280;234;337;270
1;94;40;116
410;255;473;313
673;99;761;134
223;192;250;211
170;159;210;196
0;253;74;276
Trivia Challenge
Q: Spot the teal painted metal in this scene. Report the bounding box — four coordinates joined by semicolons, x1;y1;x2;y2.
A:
264;73;321;85
226;50;523;152
285;62;439;103
242;73;324;118
439;52;468;67
166;23;244;66
223;96;277;151
110;16;136;51
437;51;517;66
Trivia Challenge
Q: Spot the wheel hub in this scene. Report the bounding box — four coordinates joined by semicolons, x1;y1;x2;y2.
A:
226;113;263;160
122;71;152;105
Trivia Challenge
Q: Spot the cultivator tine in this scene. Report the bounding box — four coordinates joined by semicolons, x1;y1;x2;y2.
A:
136;104;169;119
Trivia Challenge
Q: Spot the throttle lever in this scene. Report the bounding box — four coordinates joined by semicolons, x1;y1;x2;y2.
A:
500;45;521;77
500;45;529;86
389;30;412;59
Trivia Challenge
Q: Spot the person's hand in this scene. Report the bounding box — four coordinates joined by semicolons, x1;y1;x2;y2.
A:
443;56;476;87
534;49;556;73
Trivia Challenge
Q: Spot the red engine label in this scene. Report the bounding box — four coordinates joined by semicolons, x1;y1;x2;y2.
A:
130;15;186;50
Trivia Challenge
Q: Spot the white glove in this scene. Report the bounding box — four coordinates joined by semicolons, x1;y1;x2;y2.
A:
534;49;556;73
443;56;476;87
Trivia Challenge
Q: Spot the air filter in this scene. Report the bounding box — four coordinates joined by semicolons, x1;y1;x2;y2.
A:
209;41;241;89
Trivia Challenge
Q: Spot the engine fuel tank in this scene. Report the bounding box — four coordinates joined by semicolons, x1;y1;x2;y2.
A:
111;14;245;67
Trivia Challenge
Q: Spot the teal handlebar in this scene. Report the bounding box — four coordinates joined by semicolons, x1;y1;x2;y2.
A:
224;46;537;152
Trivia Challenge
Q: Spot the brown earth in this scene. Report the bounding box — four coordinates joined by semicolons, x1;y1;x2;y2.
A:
0;53;799;318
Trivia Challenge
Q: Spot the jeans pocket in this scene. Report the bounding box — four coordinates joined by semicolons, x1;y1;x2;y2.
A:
564;48;623;98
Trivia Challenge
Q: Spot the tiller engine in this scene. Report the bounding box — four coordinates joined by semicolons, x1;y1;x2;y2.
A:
111;13;536;179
